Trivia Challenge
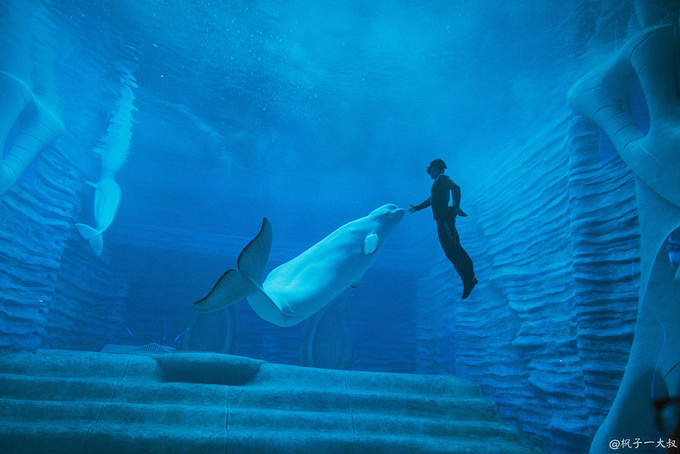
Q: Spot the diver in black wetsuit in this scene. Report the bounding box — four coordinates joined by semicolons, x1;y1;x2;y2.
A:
409;158;477;299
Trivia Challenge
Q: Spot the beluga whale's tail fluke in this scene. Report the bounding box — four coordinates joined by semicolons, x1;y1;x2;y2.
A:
74;223;104;256
74;176;121;256
237;217;272;286
193;218;273;313
193;204;405;327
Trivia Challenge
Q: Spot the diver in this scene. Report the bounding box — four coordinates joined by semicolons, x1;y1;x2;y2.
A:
409;158;477;299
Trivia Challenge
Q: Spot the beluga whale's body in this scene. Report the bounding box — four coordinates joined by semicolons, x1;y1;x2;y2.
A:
75;69;136;256
74;176;121;256
193;204;405;327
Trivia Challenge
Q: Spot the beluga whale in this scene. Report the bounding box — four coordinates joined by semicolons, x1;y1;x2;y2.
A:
193;204;405;327
76;68;137;256
75;176;121;256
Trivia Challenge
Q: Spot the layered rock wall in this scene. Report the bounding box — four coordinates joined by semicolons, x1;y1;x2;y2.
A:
0;147;126;352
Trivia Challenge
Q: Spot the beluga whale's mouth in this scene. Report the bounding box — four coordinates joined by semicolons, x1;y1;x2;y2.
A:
193;204;404;327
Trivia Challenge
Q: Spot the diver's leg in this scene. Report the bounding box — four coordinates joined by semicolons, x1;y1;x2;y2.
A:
454;244;475;287
448;224;477;299
437;218;476;288
436;219;457;263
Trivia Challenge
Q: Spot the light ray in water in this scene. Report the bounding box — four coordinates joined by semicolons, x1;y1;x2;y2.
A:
162;317;168;342
172;328;190;345
651;308;666;401
668;234;680;269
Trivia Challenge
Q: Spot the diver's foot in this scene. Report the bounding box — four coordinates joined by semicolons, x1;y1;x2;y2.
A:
462;277;478;299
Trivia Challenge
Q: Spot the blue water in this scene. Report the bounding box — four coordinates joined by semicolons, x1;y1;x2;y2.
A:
2;0;664;452
3;0;581;356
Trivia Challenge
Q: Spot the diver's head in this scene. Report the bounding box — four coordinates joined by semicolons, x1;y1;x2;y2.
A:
427;158;446;178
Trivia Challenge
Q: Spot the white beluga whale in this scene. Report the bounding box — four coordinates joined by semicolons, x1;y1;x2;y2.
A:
74;176;121;256
194;204;405;327
76;69;137;255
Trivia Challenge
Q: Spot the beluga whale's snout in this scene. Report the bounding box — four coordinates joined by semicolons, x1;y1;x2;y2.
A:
373;203;405;228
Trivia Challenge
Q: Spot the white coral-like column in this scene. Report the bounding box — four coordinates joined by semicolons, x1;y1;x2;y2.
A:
569;24;680;453
0;71;64;195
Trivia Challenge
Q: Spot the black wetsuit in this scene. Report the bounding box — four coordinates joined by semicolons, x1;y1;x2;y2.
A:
414;174;475;287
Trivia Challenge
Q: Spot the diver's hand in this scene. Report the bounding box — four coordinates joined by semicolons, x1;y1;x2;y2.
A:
408;204;418;214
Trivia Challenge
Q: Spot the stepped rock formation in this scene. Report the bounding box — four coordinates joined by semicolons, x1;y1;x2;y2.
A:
0;349;539;454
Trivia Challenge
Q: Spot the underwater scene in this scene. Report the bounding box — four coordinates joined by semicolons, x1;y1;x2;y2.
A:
1;0;680;453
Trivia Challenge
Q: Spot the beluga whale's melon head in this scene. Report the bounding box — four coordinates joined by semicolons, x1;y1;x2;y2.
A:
371;203;405;226
363;203;405;251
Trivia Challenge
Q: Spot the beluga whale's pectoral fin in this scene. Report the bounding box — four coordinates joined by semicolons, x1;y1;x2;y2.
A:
362;233;379;255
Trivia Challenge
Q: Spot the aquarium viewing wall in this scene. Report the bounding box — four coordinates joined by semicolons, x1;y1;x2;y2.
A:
2;1;669;453
0;102;641;454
